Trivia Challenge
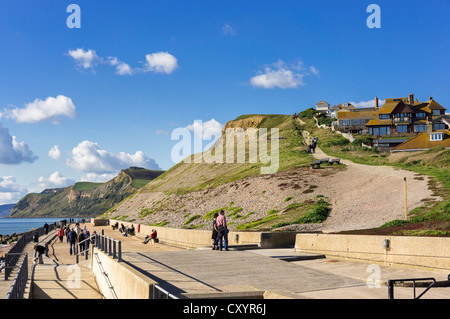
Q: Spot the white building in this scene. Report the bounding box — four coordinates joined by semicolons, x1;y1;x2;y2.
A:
315;101;330;113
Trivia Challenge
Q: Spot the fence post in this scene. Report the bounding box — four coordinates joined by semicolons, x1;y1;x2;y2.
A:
388;280;394;299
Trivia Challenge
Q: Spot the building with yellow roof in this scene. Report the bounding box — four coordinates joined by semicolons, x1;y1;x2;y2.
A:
391;129;450;152
365;94;448;137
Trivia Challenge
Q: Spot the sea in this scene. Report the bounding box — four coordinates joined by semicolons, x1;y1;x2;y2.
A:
0;218;65;236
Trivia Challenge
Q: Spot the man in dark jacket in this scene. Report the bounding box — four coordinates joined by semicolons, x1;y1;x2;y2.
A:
66;228;77;255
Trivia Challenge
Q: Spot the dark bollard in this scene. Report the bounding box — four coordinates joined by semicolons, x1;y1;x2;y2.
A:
388;280;394;299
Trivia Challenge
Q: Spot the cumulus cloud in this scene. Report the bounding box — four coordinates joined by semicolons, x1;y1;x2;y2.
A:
250;60;305;89
186;119;224;140
0;176;27;205
144;52;179;74
250;60;319;89
350;98;385;108
67;48;99;70
106;57;133;75
66;140;161;174
80;173;116;183
37;171;74;189
1;95;76;124
67;48;179;76
48;145;62;160
0;122;37;164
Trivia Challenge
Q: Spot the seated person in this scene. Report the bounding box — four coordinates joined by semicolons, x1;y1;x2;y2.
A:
150;229;158;244
112;222;119;230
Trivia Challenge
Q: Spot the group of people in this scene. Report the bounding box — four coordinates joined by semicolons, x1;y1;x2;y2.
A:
211;210;229;251
308;136;319;153
111;222;135;236
58;222;96;256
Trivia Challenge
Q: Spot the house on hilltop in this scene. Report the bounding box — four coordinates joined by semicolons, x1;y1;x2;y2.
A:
366;94;448;136
391;129;450;152
333;101;377;134
315;101;331;113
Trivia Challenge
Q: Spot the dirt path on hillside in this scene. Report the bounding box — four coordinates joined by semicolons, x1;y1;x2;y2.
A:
293;119;440;232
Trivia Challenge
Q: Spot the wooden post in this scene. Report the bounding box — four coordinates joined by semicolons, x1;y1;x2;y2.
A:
404;177;407;220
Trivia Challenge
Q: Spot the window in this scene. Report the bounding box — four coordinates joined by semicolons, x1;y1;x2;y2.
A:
415;112;426;118
341;120;351;126
414;124;427;132
379;126;390;136
379;114;390;119
433;123;445;131
430;133;443;141
397;125;408;133
432;110;441;116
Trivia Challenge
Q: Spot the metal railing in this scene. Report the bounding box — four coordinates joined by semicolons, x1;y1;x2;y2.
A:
388;274;450;299
153;284;179;299
94;233;122;261
74;234;95;263
5;253;28;299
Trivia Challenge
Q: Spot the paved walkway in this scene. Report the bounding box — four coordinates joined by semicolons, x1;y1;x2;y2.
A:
2;222;449;299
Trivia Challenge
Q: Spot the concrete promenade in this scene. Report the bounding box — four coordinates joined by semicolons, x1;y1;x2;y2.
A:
2;221;450;299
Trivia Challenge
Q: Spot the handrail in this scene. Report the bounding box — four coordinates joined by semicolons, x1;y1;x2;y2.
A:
153;284;179;299
93;251;118;299
5;253;28;299
388;274;450;299
74;234;95;263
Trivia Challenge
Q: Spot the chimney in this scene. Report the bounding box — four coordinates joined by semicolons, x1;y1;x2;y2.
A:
375;96;379;109
429;96;433;101
409;93;414;104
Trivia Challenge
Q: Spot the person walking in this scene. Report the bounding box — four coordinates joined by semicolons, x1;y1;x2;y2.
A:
78;231;86;256
216;210;229;251
211;213;219;250
67;228;77;256
57;227;65;243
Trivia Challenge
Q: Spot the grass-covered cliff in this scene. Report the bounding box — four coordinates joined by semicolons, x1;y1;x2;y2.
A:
9;167;164;218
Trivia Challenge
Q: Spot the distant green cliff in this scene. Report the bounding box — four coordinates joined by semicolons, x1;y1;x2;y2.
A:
10;167;164;218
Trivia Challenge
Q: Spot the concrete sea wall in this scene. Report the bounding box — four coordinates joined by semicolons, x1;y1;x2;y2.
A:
295;233;450;270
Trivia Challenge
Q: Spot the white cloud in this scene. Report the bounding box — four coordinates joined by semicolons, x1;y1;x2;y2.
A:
37;171;74;189
350;98;385;108
67;48;99;70
186;119;224;140
0;176;27;205
67;48;179;76
66;140;161;174
144;52;179;74
48;145;62;160
80;173;116;183
2;95;76;124
222;23;236;36
309;66;319;77
106;57;133;75
250;60;306;89
0;122;37;164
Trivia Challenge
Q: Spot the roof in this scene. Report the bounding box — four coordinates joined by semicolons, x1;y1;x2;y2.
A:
316;101;330;105
336;109;376;120
391;129;450;152
377;101;401;114
365;118;391;126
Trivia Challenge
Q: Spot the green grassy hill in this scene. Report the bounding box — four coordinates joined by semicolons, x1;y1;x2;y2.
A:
9;168;164;218
141;114;313;195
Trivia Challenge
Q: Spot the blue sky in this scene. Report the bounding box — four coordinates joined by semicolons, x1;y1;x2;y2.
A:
0;0;449;204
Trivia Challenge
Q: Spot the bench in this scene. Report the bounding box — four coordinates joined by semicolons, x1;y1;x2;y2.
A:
319;158;329;164
330;158;341;164
310;160;321;169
